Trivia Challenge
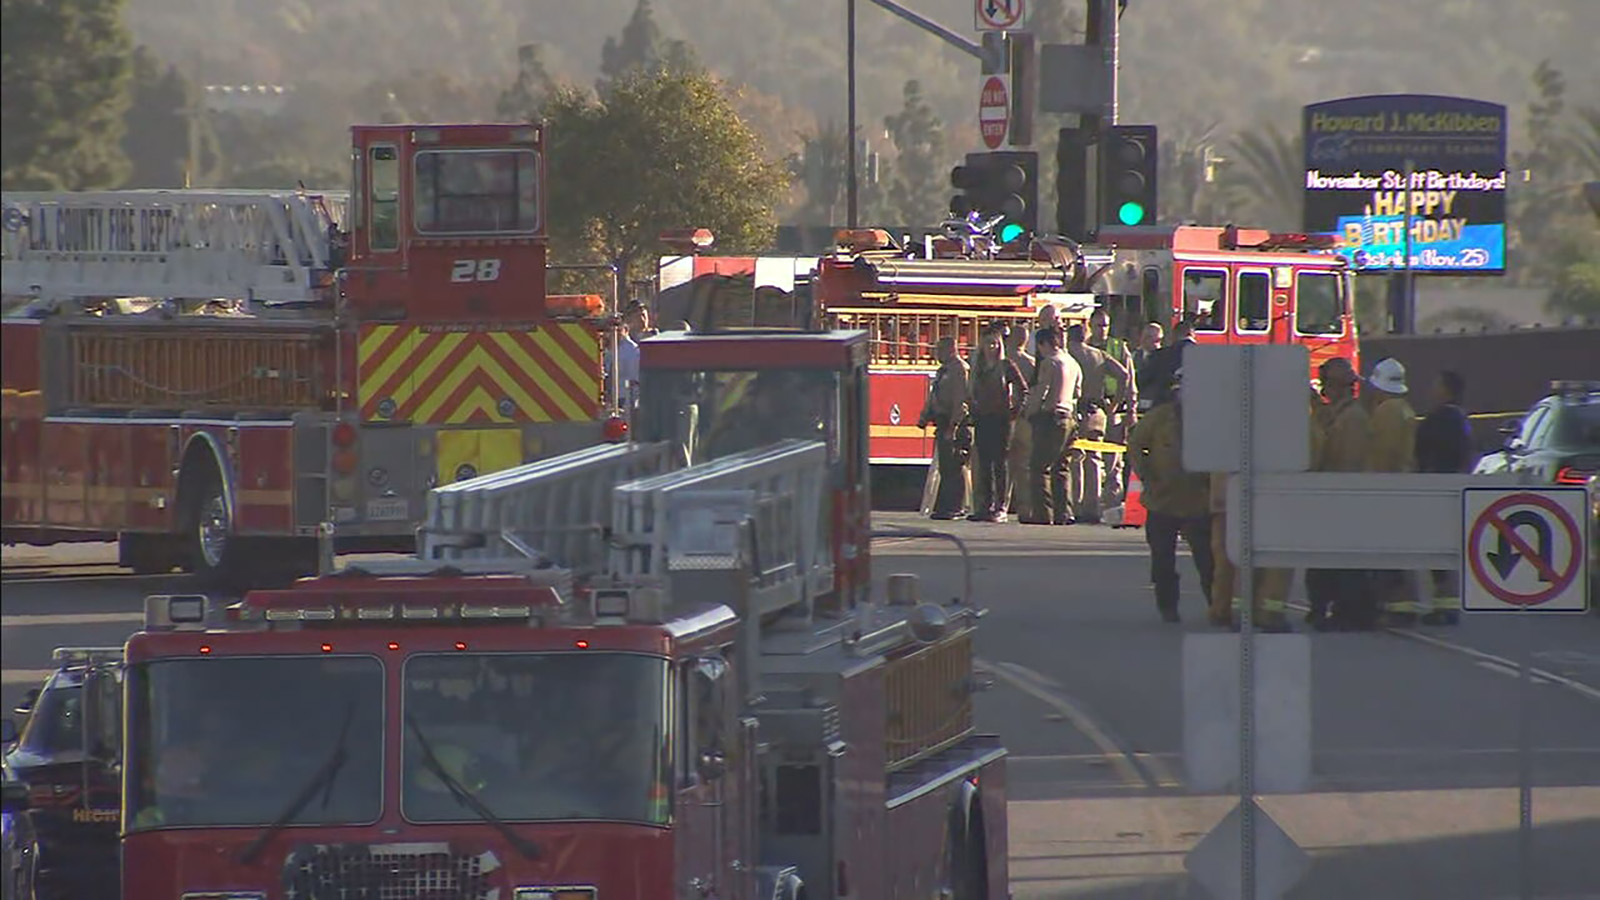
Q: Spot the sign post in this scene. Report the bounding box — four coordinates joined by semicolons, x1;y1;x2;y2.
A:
1461;486;1589;900
979;75;1011;150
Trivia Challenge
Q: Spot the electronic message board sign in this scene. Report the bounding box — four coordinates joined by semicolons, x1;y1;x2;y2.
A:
1303;94;1507;275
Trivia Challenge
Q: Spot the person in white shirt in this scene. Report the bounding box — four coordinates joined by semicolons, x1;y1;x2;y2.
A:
607;301;650;413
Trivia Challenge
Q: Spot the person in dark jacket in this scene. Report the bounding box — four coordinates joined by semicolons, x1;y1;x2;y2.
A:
1415;369;1473;625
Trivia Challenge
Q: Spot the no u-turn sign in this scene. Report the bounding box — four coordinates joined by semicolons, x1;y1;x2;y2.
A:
1462;488;1590;612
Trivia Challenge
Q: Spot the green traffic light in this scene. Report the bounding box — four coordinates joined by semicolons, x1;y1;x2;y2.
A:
998;222;1026;242
1118;201;1147;226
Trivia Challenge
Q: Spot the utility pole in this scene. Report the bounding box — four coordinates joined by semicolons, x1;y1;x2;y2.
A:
1083;0;1120;226
847;0;859;228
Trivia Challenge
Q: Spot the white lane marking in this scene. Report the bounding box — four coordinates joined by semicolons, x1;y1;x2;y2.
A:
977;658;1150;789
0;611;146;627
2;668;55;686
1474;660;1553;685
1285;601;1600;704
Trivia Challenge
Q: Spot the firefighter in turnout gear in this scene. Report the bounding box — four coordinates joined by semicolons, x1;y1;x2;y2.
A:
1205;391;1325;631
920;336;971;520
1127;367;1214;622
1365;357;1422;626
1305;357;1376;630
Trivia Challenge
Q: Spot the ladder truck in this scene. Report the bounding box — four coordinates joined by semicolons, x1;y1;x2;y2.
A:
111;326;1008;900
1;123;624;585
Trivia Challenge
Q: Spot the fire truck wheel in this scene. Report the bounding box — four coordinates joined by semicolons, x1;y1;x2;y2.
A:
948;784;989;900
775;872;806;900
180;466;239;585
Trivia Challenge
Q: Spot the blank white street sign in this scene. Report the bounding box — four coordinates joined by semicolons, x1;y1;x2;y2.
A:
1181;344;1310;474
1462;487;1590;613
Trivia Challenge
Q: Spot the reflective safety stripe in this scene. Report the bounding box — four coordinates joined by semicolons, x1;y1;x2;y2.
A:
1383;599;1422;614
1429;596;1461;612
1229;596;1288;613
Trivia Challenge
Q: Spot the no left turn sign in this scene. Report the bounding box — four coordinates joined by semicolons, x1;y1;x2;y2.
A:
1462;488;1590;613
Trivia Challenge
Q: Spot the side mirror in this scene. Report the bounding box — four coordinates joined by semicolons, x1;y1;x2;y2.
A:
13;687;40;717
696;748;728;782
0;779;28;814
0;717;17;745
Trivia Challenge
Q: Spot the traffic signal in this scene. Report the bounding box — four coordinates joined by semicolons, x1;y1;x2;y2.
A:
949;151;1039;241
1099;124;1159;227
1056;126;1090;241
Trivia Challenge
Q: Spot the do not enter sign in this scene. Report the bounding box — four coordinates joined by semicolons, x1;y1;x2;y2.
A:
1462;488;1590;613
979;75;1009;150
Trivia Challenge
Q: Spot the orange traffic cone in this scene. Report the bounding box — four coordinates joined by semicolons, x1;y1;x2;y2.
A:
1110;471;1147;528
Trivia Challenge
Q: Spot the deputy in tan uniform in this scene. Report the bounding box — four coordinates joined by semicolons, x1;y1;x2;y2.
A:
1066;323;1129;524
1022;327;1081;525
919;336;971;520
1364;357;1421;625
1305;356;1374;630
1004;324;1036;518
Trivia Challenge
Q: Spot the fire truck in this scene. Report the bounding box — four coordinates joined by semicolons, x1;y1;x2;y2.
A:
111;326;1008;899
657;223;1357;483
1;123;623;585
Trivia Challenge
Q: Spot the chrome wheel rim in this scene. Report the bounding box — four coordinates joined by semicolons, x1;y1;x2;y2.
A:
198;494;229;569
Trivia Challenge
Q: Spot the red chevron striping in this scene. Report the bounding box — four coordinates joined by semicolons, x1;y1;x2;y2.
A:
476;336;568;421
357;325;413;382
366;329;448;416
394;334;484;421
542;323;603;394
508;330;597;415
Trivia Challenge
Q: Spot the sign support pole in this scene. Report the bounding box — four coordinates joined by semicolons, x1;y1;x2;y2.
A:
1238;346;1258;900
846;0;859;229
1517;604;1533;900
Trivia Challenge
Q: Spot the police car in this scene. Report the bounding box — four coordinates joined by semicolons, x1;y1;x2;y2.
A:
1;648;123;900
1474;381;1600;485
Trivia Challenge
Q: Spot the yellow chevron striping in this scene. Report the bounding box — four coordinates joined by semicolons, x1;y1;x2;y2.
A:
486;332;587;421
359;325;414;401
409;344;487;424
530;327;600;399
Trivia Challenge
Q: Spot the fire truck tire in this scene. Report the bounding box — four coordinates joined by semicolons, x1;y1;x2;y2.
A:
948;783;989;900
179;463;242;586
775;872;806;900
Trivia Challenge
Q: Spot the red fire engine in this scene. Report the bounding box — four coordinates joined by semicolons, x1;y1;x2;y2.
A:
1;123;624;584
114;326;1007;899
658;223;1357;488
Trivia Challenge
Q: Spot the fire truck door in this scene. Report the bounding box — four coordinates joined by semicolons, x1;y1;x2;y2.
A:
1234;268;1274;344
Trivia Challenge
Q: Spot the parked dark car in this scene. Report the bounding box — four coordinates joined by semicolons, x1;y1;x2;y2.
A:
1;648;123;900
1474;381;1600;485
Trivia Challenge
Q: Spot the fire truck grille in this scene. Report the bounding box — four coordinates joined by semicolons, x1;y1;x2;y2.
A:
281;842;500;900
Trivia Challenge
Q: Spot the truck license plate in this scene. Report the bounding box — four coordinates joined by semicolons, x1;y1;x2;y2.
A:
365;497;410;521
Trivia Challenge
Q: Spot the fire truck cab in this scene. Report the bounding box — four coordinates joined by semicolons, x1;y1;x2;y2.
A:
118;327;1007;899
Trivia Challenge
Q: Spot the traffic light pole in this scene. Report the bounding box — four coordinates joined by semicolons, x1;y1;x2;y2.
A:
1083;0;1121;227
847;0;859;228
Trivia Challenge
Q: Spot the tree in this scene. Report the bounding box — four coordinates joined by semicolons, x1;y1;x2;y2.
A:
599;0;695;86
1219;122;1303;231
543;65;789;285
122;46;217;187
2;0;134;189
498;43;556;122
883;80;946;227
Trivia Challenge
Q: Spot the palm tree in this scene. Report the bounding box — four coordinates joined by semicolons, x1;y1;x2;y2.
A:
1157;119;1223;224
1219;122;1304;231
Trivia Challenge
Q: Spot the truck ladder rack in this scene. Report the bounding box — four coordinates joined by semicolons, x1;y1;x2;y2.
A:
2;189;346;304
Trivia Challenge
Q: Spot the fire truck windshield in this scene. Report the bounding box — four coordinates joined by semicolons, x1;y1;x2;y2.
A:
414;149;540;235
124;656;385;831
402;652;671;825
642;369;840;464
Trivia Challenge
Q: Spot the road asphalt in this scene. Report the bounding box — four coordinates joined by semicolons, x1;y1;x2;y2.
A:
5;520;1599;899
